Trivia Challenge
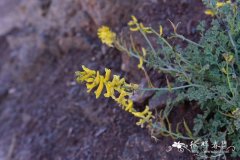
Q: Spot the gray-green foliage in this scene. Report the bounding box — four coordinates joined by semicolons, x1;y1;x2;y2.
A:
147;0;240;158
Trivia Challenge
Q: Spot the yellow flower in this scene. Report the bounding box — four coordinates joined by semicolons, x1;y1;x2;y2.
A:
136;113;153;127
97;26;116;47
132;106;150;118
131;15;138;23
125;100;134;112
128;16;152;33
137;47;148;70
204;9;215;16
94;76;105;98
216;1;231;8
128;15;138;26
159;25;163;36
138;56;144;69
114;90;130;105
76;66;137;100
139;23;152;33
75;65;96;82
104;82;115;98
104;68;111;82
111;75;125;91
86;71;100;93
142;47;147;57
130;83;139;90
216;2;225;8
221;67;227;74
223;53;234;63
104;75;126;98
75;65;153;127
132;106;154;127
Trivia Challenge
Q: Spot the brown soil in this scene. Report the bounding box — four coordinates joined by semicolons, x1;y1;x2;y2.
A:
0;0;208;160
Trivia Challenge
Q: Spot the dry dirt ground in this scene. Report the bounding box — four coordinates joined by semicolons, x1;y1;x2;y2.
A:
0;0;208;159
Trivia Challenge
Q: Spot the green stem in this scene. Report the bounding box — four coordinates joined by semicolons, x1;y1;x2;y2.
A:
140;30;158;56
228;30;238;59
115;41;184;74
218;110;236;119
151;29;173;50
174;34;204;48
151;28;195;70
153;125;194;140
227;30;240;71
115;40;194;83
221;96;236;106
226;63;235;97
140;84;202;91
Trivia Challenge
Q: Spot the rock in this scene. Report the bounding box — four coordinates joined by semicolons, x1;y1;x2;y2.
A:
94;127;107;137
121;54;131;73
131;79;154;104
121;133;154;160
0;0;22;35
8;88;16;95
0;0;147;83
79;0;139;27
148;91;176;110
0;86;8;101
121;133;168;160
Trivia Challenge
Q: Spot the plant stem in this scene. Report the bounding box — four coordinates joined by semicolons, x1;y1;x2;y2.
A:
140;30;158;56
228;30;238;60
115;41;183;74
151;29;173;50
140;84;202;91
227;30;240;71
226;63;235;97
151;28;195;69
153;125;194;140
218;110;236;119
174;34;204;48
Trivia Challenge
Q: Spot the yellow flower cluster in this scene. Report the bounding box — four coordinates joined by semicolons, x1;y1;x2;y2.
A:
204;9;216;16
128;16;152;33
216;0;231;8
75;65;154;127
223;53;234;63
97;26;116;47
204;1;231;16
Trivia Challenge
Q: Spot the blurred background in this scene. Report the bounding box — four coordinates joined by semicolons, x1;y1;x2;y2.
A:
0;0;207;159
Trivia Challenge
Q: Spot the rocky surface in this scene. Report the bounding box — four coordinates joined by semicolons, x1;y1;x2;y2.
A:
0;0;207;159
